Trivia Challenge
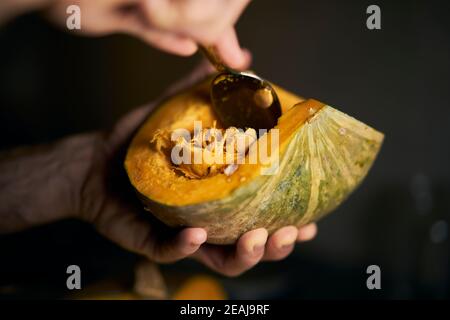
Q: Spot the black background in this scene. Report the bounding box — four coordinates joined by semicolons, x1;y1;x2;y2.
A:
0;0;449;299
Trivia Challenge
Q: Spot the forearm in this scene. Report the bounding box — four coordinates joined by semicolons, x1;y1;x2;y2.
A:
0;132;101;234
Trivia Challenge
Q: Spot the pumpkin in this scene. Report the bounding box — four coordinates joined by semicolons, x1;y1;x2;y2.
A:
125;77;384;244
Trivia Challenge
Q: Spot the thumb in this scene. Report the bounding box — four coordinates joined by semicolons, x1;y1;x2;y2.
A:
89;204;207;263
146;226;208;263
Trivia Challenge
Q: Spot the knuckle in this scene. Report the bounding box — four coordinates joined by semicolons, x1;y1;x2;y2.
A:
178;1;214;24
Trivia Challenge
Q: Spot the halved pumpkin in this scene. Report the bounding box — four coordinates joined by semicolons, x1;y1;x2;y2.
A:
125;77;384;244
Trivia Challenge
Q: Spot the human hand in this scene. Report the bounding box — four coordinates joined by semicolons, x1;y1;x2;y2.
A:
0;61;317;276
45;0;252;69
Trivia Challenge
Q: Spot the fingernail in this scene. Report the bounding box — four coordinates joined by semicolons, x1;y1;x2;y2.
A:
231;49;250;70
298;224;317;242
252;243;265;256
191;238;206;246
242;48;252;62
278;231;298;249
190;233;207;246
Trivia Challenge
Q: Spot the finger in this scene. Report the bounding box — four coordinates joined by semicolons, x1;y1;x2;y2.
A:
194;228;268;277
143;0;250;36
138;30;198;56
297;223;318;242
214;28;252;70
89;200;207;263
130;26;198;56
90;206;154;257
114;8;198;56
147;227;207;263
263;226;298;261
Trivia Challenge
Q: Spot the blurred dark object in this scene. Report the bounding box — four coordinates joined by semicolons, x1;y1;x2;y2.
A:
0;0;449;299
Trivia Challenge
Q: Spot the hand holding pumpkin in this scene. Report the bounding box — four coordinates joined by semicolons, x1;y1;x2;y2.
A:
75;61;317;276
0;0;316;277
0;61;316;277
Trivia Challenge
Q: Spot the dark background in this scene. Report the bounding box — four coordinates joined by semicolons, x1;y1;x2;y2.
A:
0;0;449;299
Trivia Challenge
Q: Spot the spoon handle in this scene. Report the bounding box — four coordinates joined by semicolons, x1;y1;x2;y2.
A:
199;45;228;73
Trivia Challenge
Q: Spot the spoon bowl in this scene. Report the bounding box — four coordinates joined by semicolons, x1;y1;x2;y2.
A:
201;46;282;132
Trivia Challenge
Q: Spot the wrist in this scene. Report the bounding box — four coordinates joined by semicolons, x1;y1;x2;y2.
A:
55;131;108;219
0;132;106;233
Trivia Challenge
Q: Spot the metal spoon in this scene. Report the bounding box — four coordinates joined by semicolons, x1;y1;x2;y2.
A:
200;46;282;132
